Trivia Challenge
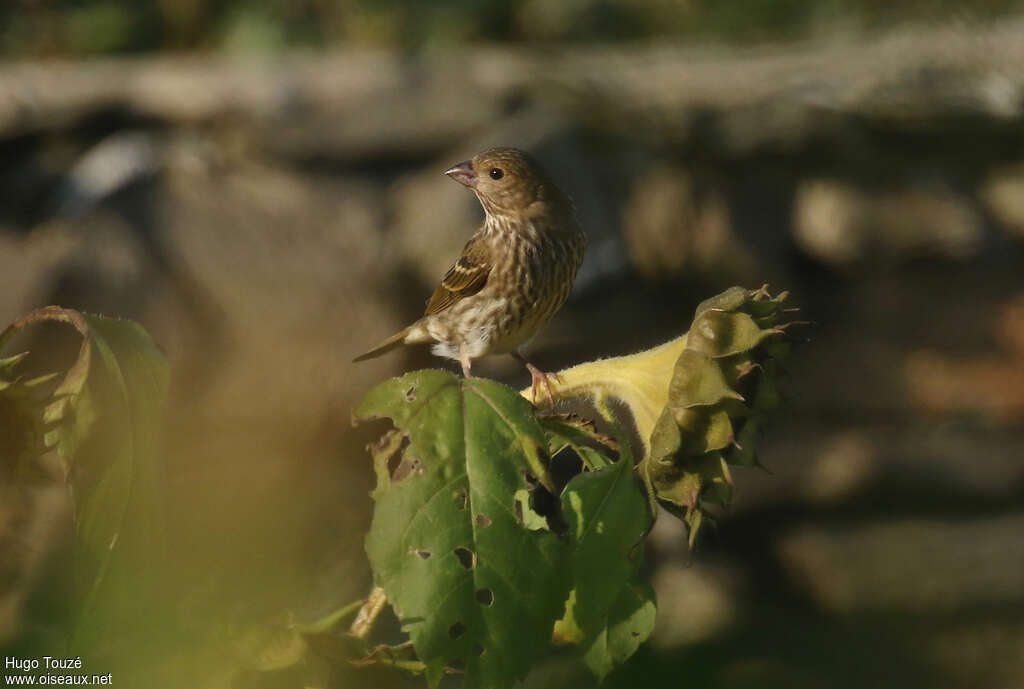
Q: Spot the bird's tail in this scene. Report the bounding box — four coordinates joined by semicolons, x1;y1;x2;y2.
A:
352;325;416;363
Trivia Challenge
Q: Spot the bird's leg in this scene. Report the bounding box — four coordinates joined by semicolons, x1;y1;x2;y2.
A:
459;344;473;378
513;351;560;407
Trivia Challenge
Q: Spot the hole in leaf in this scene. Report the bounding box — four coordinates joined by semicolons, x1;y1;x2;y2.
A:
414;549;431;560
454;547;475;570
387;452;402;478
473;644;485;656
377;433;410;480
475;513;492;528
475;588;493;606
453;490;468;510
392;452;424;482
532;445;552;475
404;385;417;402
522;471;538;491
448;622;466;640
551;447;585;482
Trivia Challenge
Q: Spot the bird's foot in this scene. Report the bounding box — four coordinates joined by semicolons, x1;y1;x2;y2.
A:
459;346;473;378
526;363;561;407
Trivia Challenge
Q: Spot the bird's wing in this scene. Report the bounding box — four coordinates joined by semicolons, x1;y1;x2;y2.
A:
425;235;491;315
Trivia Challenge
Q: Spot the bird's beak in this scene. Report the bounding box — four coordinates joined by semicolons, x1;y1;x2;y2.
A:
444;160;477;188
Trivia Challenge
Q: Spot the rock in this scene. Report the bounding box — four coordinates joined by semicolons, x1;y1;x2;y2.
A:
903;295;1024;423
0;227;81;328
52;130;161;220
923;619;1024;689
621;163;756;280
792;179;866;264
650;561;737;648
5;23;1024;157
265;58;509;162
390;152;482;290
793;178;983;264
777;515;1024;614
980;164;1024;238
147;149;395;428
799;430;878;503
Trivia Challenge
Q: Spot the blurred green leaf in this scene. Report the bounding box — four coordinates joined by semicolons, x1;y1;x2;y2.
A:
66;315;170;652
0;350;56;479
0;307;171;670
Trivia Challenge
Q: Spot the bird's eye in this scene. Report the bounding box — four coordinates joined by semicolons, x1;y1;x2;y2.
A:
489;168;504;180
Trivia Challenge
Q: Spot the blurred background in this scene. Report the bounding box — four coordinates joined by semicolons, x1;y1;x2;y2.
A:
2;1;1024;687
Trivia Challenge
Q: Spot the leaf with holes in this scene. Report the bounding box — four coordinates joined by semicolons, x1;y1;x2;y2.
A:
559;453;652;647
357;370;572;689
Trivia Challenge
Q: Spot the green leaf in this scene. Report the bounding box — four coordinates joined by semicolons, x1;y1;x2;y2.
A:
513;488;552;531
357;371;571;689
560;456;652;641
1;308;171;661
368;429;405;500
539;414;616;471
64;315;171;652
582;578;656;681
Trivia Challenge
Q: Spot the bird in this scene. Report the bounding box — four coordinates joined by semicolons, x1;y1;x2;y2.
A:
353;146;587;403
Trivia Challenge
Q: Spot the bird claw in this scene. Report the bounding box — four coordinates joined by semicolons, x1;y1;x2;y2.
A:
526;364;560;407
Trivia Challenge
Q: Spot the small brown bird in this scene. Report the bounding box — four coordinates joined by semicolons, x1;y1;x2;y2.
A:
354;147;586;401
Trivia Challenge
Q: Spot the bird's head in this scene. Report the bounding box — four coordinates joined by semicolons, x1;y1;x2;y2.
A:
445;147;567;220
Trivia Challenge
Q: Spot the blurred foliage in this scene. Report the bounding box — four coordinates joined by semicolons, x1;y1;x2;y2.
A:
0;307;174;683
2;0;1023;56
0;285;798;688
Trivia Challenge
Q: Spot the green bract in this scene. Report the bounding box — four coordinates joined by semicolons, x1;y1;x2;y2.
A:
521;285;796;545
641;286;792;544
